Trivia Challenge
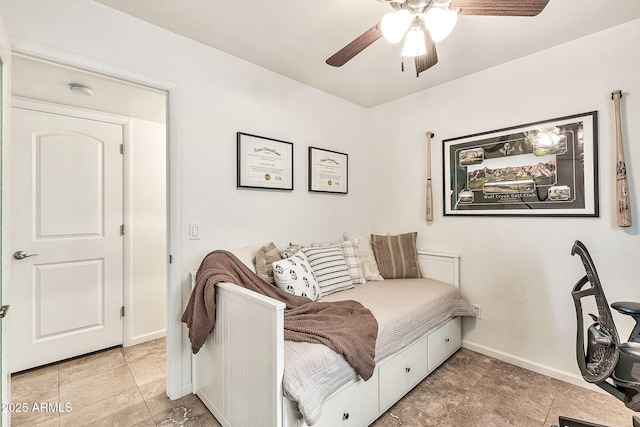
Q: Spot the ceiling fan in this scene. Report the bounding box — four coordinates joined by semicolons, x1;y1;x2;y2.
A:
326;0;551;76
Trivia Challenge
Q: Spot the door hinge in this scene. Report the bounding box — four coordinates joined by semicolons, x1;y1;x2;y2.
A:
0;305;10;319
121;306;125;317
120;144;124;155
120;224;125;235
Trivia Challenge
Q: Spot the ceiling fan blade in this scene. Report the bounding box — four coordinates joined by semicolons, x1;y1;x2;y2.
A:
415;30;438;76
450;0;550;16
326;25;383;67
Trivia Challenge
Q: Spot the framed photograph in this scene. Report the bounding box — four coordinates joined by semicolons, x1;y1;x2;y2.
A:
443;111;598;217
308;147;348;194
237;132;293;191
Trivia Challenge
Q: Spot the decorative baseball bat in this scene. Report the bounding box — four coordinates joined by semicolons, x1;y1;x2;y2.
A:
612;90;632;227
426;132;434;222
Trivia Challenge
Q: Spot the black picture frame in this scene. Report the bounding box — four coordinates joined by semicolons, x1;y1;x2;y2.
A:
443;111;599;217
308;147;348;194
237;132;294;191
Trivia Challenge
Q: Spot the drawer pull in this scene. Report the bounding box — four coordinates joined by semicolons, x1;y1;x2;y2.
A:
405;367;411;373
445;338;450;343
343;413;349;420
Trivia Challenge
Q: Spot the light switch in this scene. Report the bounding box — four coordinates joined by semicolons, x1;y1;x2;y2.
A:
189;223;200;240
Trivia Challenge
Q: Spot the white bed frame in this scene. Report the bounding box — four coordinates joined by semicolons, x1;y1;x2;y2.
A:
191;250;462;427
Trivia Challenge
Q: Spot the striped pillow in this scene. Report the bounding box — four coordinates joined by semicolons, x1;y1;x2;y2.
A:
311;240;366;284
371;232;422;279
301;246;354;296
343;232;384;281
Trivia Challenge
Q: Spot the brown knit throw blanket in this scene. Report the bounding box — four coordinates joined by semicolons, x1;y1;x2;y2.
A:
181;250;378;380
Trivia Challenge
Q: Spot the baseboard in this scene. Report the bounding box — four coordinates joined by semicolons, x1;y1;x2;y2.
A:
461;340;603;394
127;329;167;347
182;383;194;398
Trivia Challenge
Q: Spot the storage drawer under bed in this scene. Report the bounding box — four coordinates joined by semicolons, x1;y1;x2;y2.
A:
428;317;462;372
378;335;429;411
310;371;379;427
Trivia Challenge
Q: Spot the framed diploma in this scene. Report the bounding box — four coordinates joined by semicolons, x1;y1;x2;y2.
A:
308;147;348;194
237;132;294;191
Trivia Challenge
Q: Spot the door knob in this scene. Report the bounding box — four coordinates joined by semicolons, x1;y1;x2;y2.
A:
13;250;38;260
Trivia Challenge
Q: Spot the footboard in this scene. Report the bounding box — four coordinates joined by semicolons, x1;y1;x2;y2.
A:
192;281;285;427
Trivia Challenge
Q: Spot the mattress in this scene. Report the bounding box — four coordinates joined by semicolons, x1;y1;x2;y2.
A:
282;277;474;425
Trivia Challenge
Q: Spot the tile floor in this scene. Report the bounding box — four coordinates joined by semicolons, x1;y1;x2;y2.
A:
10;341;638;427
10;338;219;427
373;349;638;427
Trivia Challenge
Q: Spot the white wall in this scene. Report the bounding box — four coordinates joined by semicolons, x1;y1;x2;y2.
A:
368;19;640;385
127;118;167;345
0;0;372;396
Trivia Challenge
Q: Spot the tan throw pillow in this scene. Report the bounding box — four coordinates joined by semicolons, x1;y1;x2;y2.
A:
343;232;384;281
255;242;282;285
371;232;422;279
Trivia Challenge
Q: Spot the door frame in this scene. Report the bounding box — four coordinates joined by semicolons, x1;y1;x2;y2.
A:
0;11;11;427
8;40;184;399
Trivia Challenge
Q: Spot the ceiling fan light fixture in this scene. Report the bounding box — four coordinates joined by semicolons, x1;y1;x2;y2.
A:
325;0;550;73
423;6;458;42
401;27;427;57
381;9;413;44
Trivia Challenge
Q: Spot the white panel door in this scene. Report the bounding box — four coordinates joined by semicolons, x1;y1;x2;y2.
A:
9;106;124;372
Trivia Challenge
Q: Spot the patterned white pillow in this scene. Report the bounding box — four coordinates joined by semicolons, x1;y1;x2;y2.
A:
343;232;384;281
272;251;321;301
311;240;366;284
302;246;354;296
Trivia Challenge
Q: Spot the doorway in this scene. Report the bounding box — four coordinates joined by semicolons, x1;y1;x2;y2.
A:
8;53;168;372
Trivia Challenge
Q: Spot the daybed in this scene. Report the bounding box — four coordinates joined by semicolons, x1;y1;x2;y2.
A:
185;234;474;427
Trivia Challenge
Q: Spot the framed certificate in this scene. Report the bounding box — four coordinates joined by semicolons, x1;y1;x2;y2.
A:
237;132;294;191
308;147;348;194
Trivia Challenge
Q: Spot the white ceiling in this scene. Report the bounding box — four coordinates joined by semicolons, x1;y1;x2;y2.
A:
94;0;640;108
11;54;167;123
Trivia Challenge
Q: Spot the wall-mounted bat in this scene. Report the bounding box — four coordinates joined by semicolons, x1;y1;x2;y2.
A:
612;90;631;227
426;132;434;222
